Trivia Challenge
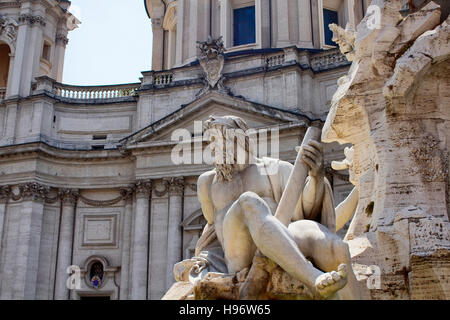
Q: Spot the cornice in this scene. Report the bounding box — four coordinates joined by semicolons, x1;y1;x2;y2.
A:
0;142;134;162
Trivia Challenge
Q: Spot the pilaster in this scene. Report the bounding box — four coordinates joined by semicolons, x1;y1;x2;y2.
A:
54;188;79;300
165;177;184;290
130;180;152;299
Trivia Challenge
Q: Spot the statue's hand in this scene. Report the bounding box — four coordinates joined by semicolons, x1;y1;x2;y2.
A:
300;140;324;178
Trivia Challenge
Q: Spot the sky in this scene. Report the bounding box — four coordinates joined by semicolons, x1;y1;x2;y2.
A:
63;0;153;85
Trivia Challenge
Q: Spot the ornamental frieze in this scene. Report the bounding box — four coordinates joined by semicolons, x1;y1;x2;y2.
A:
18;14;46;27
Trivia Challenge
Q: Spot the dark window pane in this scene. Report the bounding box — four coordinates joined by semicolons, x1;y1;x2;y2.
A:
323;9;338;46
233;6;256;46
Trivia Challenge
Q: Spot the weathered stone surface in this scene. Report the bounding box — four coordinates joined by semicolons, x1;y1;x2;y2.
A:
323;0;450;299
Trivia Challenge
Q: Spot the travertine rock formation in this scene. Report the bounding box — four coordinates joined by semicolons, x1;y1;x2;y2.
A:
323;0;450;299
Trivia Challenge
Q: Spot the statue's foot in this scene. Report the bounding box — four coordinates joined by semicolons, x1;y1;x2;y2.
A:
315;264;348;299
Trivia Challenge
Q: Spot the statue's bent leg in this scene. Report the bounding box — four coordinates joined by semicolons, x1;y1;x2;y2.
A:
223;191;347;298
288;220;361;299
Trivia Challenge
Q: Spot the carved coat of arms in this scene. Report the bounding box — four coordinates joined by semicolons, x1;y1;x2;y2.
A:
196;36;230;97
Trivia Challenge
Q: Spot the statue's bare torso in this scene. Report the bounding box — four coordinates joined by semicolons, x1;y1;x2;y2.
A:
199;158;291;261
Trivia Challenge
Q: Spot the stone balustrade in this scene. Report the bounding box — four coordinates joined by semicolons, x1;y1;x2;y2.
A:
153;72;173;85
310;49;349;72
52;82;140;100
266;53;286;68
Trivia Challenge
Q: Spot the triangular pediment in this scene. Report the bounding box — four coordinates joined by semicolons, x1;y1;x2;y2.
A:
122;91;309;146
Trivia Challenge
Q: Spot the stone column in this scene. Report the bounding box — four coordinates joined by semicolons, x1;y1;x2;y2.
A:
8;13;31;97
175;0;185;66
53;32;69;82
298;0;313;47
165;177;184;290
18;12;45;96
276;0;291;47
256;0;270;48
346;0;356;28
151;18;164;71
13;183;47;299
0;186;10;256
167;29;177;69
119;189;134;300
54;188;79;300
220;0;232;47
130;180;152;300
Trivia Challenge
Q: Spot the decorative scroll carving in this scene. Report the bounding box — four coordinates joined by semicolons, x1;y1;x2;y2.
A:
0;185;11;203
59;188;80;206
167;177;185;196
19;14;46;27
196;36;230;97
16;183;50;202
0;15;18;43
0;183;133;206
135;180;152;197
153;179;170;197
79;187;134;207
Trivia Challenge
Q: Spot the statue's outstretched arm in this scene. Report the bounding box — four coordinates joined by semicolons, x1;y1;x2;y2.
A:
197;172;216;225
335;187;358;231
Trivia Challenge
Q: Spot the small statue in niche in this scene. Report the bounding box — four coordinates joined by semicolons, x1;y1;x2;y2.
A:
90;262;104;289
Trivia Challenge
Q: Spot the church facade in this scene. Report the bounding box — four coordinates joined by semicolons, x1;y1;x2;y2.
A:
0;0;371;299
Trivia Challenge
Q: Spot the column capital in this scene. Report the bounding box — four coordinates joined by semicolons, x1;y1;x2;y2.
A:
18;14;46;27
19;182;50;202
0;185;11;203
166;177;185;196
151;17;162;29
58;188;79;206
135;180;152;197
55;33;69;47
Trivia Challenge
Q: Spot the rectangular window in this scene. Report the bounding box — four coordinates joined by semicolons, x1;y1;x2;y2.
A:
233;6;256;46
42;42;51;61
323;8;338;46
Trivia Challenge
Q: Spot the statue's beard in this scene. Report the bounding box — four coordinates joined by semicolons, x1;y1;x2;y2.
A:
215;164;235;182
215;151;239;182
211;127;250;182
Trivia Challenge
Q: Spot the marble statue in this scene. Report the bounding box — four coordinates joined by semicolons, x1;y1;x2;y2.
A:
164;115;361;300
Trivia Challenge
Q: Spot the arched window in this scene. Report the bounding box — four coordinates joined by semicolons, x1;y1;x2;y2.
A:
0;43;11;99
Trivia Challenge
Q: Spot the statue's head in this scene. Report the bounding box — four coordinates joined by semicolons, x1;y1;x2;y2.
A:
203;115;251;182
329;23;356;61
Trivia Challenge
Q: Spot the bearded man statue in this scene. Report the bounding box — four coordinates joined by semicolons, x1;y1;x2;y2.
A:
168;115;360;300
